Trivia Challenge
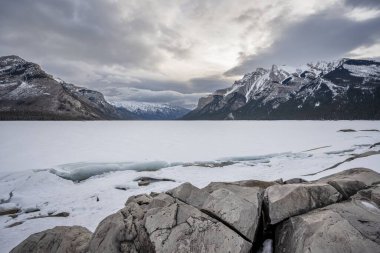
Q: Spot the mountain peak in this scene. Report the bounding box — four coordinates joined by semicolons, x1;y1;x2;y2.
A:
183;58;380;120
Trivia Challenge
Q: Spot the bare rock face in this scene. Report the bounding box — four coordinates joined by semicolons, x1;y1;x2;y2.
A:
264;183;342;224
316;167;380;199
88;192;251;253
10;226;92;253
168;182;264;242
0;55;136;120
275;185;380;253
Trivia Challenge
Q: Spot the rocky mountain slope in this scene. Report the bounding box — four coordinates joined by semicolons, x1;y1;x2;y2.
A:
183;58;380;120
0;55;136;120
112;101;190;120
10;168;380;253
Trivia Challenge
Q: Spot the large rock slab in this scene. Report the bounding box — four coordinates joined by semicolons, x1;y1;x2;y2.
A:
275;186;380;253
88;192;252;253
11;226;92;253
167;183;209;208
168;182;264;242
264;183;342;224
317;168;380;199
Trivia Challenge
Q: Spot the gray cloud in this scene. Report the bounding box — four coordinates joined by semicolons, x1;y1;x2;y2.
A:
0;0;169;68
225;5;380;76
0;0;379;106
345;0;380;8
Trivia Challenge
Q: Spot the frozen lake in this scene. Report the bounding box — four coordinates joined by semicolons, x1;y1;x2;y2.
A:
0;121;380;252
1;121;380;173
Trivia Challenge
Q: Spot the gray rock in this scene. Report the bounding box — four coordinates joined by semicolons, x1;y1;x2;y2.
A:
11;226;91;253
145;203;177;234
203;187;262;241
125;194;153;206
167;183;209;208
275;193;380;253
88;193;252;253
88;212;129;253
169;182;264;242
317;168;380;199
264;183;342;224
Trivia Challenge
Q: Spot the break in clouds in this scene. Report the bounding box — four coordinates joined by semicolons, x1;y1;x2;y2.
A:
0;0;379;108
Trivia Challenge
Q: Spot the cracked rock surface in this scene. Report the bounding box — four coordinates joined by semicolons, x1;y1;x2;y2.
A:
275;184;380;253
10;168;380;253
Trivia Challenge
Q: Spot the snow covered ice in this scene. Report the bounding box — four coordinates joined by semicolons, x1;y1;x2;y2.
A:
0;121;380;252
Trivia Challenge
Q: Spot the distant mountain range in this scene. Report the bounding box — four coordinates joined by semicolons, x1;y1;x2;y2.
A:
183;58;380;120
111;101;190;120
1;55;379;120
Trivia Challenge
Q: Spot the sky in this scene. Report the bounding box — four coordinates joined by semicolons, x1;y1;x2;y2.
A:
0;0;379;108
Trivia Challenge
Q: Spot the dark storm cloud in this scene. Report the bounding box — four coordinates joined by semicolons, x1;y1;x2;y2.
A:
345;0;380;8
0;0;182;68
225;4;380;76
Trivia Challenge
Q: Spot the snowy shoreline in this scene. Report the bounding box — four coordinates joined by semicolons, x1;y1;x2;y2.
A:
1;121;380;252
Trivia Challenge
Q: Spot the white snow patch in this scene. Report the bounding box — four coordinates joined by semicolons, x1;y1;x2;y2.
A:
258;239;273;253
4;82;43;99
245;72;270;102
343;63;380;78
53;77;64;84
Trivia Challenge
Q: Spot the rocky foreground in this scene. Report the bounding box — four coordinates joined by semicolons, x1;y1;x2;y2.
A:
10;168;380;253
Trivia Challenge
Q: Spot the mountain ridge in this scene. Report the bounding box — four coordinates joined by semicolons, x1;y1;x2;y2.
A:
183;58;380;120
0;55;137;120
111;101;190;120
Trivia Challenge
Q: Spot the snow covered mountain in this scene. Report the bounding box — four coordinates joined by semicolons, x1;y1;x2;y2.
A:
112;101;190;120
183;58;380;120
0;55;136;120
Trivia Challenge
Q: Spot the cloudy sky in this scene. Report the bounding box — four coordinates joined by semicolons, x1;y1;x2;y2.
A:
1;0;379;108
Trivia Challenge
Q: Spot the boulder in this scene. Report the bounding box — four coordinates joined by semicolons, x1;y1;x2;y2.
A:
167;183;208;208
202;187;262;241
275;186;380;253
317;168;380;199
88;193;252;253
264;183;342;224
169;182;264;242
10;226;92;253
